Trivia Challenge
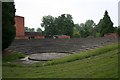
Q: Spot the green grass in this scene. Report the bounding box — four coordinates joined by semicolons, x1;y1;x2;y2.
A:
2;43;118;78
2;52;26;62
2;52;26;67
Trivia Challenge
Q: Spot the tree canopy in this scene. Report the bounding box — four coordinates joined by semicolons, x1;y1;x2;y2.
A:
41;10;115;38
24;27;35;32
76;20;96;38
2;2;16;51
41;14;74;37
41;15;55;37
97;10;114;36
36;27;42;33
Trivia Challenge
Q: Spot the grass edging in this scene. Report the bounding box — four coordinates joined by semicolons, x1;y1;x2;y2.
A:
42;43;118;66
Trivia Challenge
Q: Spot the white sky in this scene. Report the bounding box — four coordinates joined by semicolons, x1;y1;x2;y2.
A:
14;0;119;30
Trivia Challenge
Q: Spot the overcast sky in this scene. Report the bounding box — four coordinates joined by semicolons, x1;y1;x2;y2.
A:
14;0;119;30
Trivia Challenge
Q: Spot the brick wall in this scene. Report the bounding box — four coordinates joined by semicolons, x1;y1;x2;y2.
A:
15;16;25;37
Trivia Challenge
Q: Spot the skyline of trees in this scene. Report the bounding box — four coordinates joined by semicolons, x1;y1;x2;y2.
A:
25;27;42;32
24;10;118;38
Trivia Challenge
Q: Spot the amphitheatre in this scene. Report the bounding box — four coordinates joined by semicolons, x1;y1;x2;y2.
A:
6;16;118;64
7;37;117;64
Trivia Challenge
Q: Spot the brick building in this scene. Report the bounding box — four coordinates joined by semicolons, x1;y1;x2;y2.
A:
15;16;26;39
15;16;44;39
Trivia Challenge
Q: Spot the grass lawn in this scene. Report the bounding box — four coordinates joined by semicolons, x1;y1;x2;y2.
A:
2;43;118;78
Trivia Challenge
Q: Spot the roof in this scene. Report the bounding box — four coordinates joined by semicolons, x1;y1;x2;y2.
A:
25;32;42;36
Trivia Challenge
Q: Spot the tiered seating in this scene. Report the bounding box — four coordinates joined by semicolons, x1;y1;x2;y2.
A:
7;37;118;54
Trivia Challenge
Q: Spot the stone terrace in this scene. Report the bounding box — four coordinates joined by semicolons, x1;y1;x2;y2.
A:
7;37;117;54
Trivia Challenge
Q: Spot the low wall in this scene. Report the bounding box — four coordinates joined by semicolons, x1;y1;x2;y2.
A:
104;33;118;39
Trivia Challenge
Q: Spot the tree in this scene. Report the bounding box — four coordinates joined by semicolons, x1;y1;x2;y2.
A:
98;10;114;36
113;27;118;33
41;14;74;37
36;27;43;35
24;27;35;32
73;26;80;38
2;2;16;51
93;19;102;37
79;20;95;38
36;27;42;33
64;14;74;36
85;20;96;36
28;28;35;32
74;24;81;31
55;14;74;36
79;23;86;38
24;27;29;32
41;15;56;37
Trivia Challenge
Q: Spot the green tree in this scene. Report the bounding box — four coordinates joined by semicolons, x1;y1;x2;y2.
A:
74;24;81;31
113;27;118;33
98;10;114;36
64;14;74;36
79;23;86;38
36;27;42;33
41;14;74;37
28;28;35;32
85;20;96;36
73;26;80;38
24;27;29;32
41;15;56;37
2;2;16;51
93;19;102;37
55;14;74;36
79;20;95;38
25;27;35;32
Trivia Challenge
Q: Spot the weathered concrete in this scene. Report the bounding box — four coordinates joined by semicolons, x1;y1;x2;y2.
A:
28;53;70;61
